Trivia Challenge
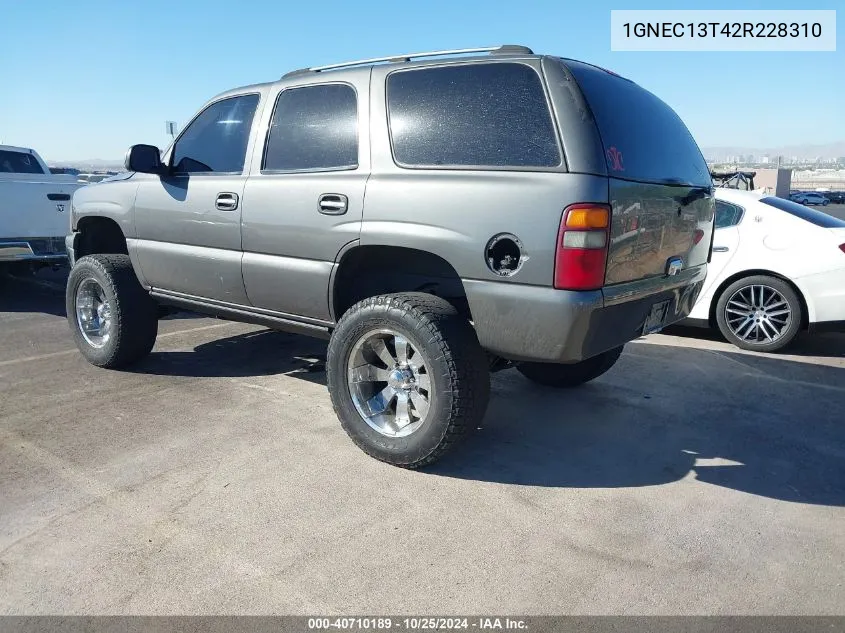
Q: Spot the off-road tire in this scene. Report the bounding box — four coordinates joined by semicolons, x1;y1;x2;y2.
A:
715;274;802;352
517;345;624;388
66;254;158;368
326;293;490;469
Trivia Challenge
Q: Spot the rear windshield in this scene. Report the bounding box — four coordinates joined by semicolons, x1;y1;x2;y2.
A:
564;60;710;187
760;196;845;228
0;150;45;174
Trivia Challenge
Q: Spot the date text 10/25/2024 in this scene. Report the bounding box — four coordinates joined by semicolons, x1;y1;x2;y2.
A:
307;618;528;630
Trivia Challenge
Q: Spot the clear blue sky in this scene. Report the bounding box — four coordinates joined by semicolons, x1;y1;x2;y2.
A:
0;0;841;161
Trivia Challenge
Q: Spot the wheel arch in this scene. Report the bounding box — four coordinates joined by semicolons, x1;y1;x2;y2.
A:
74;216;129;258
708;269;812;330
330;244;471;322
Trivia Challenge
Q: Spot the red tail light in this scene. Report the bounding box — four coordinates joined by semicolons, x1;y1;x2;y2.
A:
839;243;845;254
554;204;611;291
693;229;705;245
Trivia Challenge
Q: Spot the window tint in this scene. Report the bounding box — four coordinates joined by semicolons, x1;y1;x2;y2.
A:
0;150;45;174
172;94;259;174
387;63;560;168
263;84;358;172
760;196;845;228
715;200;743;228
565;60;710;187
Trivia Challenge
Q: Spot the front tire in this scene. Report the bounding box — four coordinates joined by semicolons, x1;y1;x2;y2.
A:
715;275;802;352
517;346;624;388
66;254;158;368
326;293;490;469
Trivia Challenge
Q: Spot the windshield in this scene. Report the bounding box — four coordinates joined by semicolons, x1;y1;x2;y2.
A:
760;196;845;228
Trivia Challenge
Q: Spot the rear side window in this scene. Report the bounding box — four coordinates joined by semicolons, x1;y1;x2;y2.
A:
715;200;744;228
760;196;845;228
263;84;358;172
565;61;710;187
0;150;45;174
387;63;561;168
172;94;259;173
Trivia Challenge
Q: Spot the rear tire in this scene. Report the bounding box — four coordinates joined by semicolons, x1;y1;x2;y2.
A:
326;292;490;469
517;346;624;388
66;254;158;368
714;275;802;352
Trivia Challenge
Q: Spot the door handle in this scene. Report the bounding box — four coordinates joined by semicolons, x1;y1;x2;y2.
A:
318;193;348;215
712;246;729;253
216;192;239;211
47;193;71;201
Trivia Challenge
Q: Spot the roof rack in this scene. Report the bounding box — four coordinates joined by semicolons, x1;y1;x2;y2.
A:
282;45;534;78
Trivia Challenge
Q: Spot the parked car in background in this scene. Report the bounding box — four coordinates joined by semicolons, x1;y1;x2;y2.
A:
790;191;830;206
64;45;714;467
78;173;118;184
0;145;82;268
685;188;845;351
823;191;845;204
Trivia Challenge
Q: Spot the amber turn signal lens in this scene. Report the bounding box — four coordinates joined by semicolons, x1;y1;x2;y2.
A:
565;206;609;229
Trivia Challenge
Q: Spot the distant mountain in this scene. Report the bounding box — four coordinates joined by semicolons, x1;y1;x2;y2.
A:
703;141;845;161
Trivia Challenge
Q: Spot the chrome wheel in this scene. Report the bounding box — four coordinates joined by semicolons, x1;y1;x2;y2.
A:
346;329;432;437
724;284;791;345
75;277;112;348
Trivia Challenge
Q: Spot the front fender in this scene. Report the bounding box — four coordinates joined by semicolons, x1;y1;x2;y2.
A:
71;175;139;238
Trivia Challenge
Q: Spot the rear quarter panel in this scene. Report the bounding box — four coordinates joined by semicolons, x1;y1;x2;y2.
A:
365;60;607;287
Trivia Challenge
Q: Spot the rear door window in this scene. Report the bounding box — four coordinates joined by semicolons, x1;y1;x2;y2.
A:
263;84;358;172
386;62;561;168
564;60;710;187
760;196;845;228
0;150;45;174
715;201;744;228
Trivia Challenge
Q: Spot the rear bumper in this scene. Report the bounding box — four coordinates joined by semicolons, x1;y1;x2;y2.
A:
464;264;706;363
0;237;67;263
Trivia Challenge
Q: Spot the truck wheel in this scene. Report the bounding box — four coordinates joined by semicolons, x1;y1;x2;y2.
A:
326;293;490;469
715;275;802;352
66;254;158;368
517;346;624;388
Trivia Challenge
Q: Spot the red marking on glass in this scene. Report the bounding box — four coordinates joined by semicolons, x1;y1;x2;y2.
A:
607;146;625;172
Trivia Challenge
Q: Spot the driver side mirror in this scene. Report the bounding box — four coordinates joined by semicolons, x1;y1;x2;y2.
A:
125;144;164;175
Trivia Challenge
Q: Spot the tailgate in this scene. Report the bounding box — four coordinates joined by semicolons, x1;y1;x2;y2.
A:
562;60;715;285
606;180;713;284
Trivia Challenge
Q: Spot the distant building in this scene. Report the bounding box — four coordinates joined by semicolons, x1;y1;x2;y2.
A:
751;168;792;197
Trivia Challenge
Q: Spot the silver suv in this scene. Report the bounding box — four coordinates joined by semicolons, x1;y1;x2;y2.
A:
66;45;714;467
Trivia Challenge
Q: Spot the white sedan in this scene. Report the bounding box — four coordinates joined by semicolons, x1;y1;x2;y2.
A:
685;188;845;351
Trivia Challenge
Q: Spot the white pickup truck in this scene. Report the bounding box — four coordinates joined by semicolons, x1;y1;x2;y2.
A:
0;145;83;266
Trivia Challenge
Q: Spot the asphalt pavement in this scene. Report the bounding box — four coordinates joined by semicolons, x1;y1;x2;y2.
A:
1;267;844;614
821;203;845;220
